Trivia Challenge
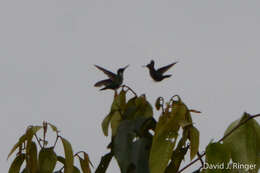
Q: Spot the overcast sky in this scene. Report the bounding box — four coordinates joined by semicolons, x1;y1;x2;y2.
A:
1;1;260;172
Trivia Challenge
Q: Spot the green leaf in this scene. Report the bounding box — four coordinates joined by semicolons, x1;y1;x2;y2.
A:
8;126;42;160
118;89;126;110
7;134;26;159
73;166;81;173
101;113;113;136
8;153;25;173
26;126;42;156
223;113;260;171
113;119;151;173
165;146;189;173
123;97;138;119
95;152;113;173
48;123;59;133
61;137;74;173
131;138;151;173
189;126;200;160
110;111;122;136
205;142;230;173
79;153;92;173
26;141;38;173
58;156;82;173
179;120;192;128
134;95;153;119
165;129;189;173
111;89;126;112
38;147;57;173
123;95;153;120
84;152;94;168
136;117;156;137
101;90;126;136
113;120;136;173
57;155;66;164
149;98;188;173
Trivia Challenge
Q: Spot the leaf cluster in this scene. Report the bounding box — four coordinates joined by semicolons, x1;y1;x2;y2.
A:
8;122;93;173
97;89;201;173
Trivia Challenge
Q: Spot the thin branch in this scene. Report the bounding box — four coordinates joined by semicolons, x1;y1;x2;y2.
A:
218;113;260;142
177;113;260;173
34;134;42;148
53;135;60;148
74;151;85;157
122;85;137;97
177;154;205;173
43;121;48;147
196;152;204;168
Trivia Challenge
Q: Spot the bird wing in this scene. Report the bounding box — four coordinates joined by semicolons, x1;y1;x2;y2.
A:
94;65;116;78
94;79;112;87
157;62;178;74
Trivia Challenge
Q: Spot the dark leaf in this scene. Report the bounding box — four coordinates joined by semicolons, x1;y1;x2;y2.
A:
61;137;74;173
7;134;26;159
38;147;57;173
223;113;260;171
95;152;113;173
189;126;200;160
8;153;25;173
26;141;38;173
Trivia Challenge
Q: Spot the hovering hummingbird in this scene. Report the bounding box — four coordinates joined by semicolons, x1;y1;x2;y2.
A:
143;60;178;82
94;65;129;90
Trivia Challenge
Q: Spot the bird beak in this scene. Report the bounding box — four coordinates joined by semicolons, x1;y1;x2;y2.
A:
123;65;129;70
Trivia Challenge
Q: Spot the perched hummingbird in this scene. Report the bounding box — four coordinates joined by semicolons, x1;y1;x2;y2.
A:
143;60;178;82
94;65;129;90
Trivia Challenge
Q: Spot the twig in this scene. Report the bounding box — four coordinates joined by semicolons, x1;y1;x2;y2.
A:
197;152;204;168
53;135;60;148
177;113;260;173
217;113;260;142
122;85;137;97
34;134;42;148
177;154;205;173
74;150;85;157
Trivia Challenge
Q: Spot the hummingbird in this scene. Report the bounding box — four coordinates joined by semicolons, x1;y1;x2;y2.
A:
94;65;129;90
143;60;178;82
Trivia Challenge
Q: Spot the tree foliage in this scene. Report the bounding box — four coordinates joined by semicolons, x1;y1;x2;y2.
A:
8;122;93;173
96;88;260;173
96;89;200;173
8;87;260;173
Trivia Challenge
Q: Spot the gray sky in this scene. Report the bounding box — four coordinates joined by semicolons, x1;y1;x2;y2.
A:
1;1;260;172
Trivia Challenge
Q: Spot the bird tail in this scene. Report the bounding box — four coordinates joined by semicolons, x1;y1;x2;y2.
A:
100;87;109;90
163;75;172;79
94;79;111;87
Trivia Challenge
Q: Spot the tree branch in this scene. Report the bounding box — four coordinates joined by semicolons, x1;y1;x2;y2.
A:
217;113;260;143
177;113;260;173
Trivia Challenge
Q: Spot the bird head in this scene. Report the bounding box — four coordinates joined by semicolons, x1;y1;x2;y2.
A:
143;60;154;69
117;65;129;76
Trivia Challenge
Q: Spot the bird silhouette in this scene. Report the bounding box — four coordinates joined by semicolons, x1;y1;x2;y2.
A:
94;65;129;90
144;60;178;82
